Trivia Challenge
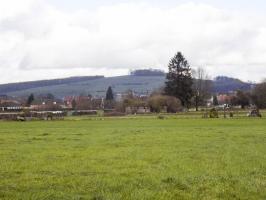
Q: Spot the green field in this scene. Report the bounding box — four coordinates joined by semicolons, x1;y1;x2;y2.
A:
0;117;266;199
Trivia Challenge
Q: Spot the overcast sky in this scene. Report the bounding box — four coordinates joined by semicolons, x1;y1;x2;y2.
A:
0;0;266;83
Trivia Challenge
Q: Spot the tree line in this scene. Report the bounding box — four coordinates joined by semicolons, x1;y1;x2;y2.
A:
24;51;266;111
164;51;266;110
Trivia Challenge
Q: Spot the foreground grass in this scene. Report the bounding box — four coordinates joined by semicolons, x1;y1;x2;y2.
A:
0;117;266;199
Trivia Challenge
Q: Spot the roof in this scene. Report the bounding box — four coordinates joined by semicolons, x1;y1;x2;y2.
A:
0;100;22;107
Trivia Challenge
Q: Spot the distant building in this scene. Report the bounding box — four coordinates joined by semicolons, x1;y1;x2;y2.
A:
30;99;64;111
64;96;92;107
63;95;104;110
217;94;234;105
0;100;23;112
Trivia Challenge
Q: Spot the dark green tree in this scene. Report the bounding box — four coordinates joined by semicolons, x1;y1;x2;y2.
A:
106;86;114;101
164;52;193;108
27;93;34;106
46;93;55;100
213;95;219;106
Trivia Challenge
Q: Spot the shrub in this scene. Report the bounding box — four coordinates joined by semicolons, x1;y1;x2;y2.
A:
165;96;182;113
148;95;182;113
248;108;262;118
158;115;165;120
119;98;147;113
209;108;219;118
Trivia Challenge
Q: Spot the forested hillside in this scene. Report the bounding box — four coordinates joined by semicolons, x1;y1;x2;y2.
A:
0;74;253;98
0;76;104;94
213;76;254;93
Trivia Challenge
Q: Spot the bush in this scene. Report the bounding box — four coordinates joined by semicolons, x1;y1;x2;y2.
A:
158;115;165;120
248;108;262;118
148;95;164;113
165;96;182;113
209;108;219;118
148;95;182;113
118;98;147;113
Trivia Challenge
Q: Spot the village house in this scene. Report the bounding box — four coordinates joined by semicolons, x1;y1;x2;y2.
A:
217;93;235;105
64;95;104;110
0;100;23;112
30;99;64;111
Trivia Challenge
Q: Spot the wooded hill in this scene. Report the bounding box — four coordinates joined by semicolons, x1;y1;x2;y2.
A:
0;73;253;98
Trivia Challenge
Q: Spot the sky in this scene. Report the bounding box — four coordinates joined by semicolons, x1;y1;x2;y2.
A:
0;0;266;83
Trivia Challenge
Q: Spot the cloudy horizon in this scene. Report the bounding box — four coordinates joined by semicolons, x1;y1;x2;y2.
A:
1;0;266;84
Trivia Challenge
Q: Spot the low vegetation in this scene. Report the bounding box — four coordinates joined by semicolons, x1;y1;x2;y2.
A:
0;116;265;199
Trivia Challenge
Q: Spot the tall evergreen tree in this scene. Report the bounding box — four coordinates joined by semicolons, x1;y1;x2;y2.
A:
27;93;34;106
106;86;114;101
165;52;193;108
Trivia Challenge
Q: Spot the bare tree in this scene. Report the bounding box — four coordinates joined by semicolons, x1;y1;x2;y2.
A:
192;67;212;111
251;80;266;108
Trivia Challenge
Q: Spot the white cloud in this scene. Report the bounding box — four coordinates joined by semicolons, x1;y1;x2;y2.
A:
0;0;266;83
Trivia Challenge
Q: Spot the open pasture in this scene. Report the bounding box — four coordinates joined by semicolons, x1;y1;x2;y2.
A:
0;117;266;199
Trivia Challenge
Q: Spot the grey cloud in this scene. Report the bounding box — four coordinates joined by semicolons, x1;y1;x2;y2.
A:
0;1;266;82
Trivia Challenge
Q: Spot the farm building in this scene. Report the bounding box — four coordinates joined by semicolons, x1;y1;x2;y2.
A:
30;100;64;111
0;100;23;112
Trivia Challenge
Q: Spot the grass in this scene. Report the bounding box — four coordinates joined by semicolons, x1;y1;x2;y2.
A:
0;117;266;199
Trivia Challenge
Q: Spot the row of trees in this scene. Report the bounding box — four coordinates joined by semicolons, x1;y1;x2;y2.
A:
104;53;209;112
230;85;266;109
25;51;266;111
252;82;266;108
113;91;182;113
164;51;266;110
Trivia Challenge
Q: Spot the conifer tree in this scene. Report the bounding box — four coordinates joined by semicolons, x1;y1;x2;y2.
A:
165;52;193;107
27;93;34;106
106;86;114;101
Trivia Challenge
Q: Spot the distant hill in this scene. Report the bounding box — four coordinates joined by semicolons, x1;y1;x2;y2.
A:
130;69;165;76
0;76;103;94
0;74;254;98
213;76;254;93
1;75;165;98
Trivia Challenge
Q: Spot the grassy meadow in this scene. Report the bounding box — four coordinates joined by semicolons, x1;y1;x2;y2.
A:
0;116;266;199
